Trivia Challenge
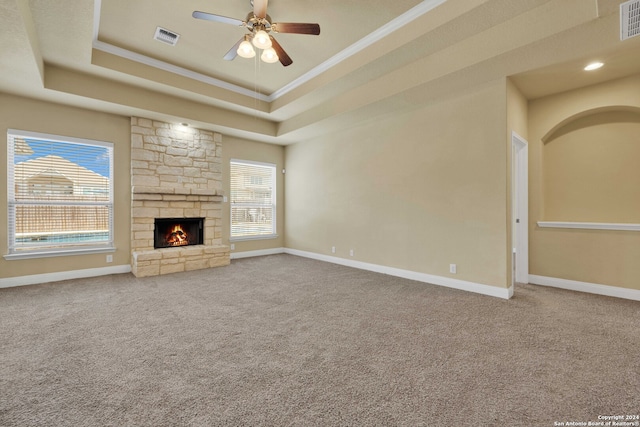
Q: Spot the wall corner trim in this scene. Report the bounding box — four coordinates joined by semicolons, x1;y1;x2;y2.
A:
529;274;640;301
0;265;132;289
284;248;512;299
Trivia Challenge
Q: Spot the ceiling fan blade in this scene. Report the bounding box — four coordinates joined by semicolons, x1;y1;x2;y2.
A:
272;22;320;35
269;36;292;67
223;37;245;61
192;11;244;27
253;0;268;19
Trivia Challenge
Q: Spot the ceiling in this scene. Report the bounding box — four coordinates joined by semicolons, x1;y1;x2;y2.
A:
2;0;640;144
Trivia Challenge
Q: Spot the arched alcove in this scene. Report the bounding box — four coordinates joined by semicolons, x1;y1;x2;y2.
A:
542;106;640;143
542;108;640;223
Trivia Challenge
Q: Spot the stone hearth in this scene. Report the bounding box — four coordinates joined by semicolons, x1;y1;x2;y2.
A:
130;118;230;277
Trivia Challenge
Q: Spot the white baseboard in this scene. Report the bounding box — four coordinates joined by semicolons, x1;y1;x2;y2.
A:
0;265;132;289
529;275;640;301
230;247;286;260
285;248;513;299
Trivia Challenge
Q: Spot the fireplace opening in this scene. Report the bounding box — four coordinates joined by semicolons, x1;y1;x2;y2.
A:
154;218;204;249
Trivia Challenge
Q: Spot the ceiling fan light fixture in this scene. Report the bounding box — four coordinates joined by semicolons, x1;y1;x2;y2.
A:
237;37;256;58
193;4;320;67
252;29;272;49
261;47;279;63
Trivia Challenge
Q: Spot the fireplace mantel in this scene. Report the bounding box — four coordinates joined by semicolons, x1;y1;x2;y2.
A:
132;186;223;203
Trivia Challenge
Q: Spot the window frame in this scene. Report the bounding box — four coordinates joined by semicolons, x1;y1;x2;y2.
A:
5;129;115;260
229;159;278;242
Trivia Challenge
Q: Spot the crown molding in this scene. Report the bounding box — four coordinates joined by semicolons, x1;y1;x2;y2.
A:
270;0;446;100
92;0;446;103
91;40;270;102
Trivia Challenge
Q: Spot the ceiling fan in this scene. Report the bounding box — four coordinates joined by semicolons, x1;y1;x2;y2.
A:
193;0;321;67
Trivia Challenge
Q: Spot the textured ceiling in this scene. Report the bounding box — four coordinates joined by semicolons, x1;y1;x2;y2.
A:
96;0;423;94
1;0;640;144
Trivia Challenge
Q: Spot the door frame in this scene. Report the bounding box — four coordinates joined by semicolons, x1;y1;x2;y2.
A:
512;131;529;284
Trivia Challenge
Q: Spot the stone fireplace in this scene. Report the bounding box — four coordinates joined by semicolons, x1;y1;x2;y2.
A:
130;118;230;277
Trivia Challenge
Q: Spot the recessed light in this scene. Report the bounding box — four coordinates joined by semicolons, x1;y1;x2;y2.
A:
584;62;604;71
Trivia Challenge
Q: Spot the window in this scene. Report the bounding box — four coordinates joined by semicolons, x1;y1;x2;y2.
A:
230;159;276;240
7;130;114;257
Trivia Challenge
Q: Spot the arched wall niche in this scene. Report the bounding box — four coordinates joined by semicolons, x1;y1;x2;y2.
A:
528;74;640;291
542;105;640;143
541;106;640;223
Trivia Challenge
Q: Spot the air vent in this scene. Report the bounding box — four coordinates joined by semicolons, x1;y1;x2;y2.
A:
621;0;640;40
154;27;180;46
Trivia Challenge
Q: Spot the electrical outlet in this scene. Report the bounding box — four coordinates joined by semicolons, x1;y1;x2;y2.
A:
223;196;228;203
331;246;336;254
106;254;113;263
449;264;457;274
349;249;354;257
230;243;235;250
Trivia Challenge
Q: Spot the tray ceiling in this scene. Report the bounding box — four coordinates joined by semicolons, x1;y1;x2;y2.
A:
2;0;640;144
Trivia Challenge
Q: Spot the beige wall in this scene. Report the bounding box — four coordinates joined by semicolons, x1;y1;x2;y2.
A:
507;80;529;140
0;93;131;279
529;74;640;290
543;114;640;222
8;71;636;292
0;93;286;280
284;80;510;289
221;135;285;254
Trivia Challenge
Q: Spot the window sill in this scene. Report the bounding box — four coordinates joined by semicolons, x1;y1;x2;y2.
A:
230;234;279;243
4;247;115;261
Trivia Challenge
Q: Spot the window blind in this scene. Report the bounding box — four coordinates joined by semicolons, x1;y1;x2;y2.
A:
230;160;276;238
7;130;114;254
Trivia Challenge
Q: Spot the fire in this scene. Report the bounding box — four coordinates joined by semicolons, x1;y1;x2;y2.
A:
165;224;189;246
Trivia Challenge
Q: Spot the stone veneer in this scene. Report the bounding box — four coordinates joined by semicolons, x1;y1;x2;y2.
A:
130;118;230;277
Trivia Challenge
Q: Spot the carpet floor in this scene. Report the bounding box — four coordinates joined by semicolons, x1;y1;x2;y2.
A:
1;254;638;426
